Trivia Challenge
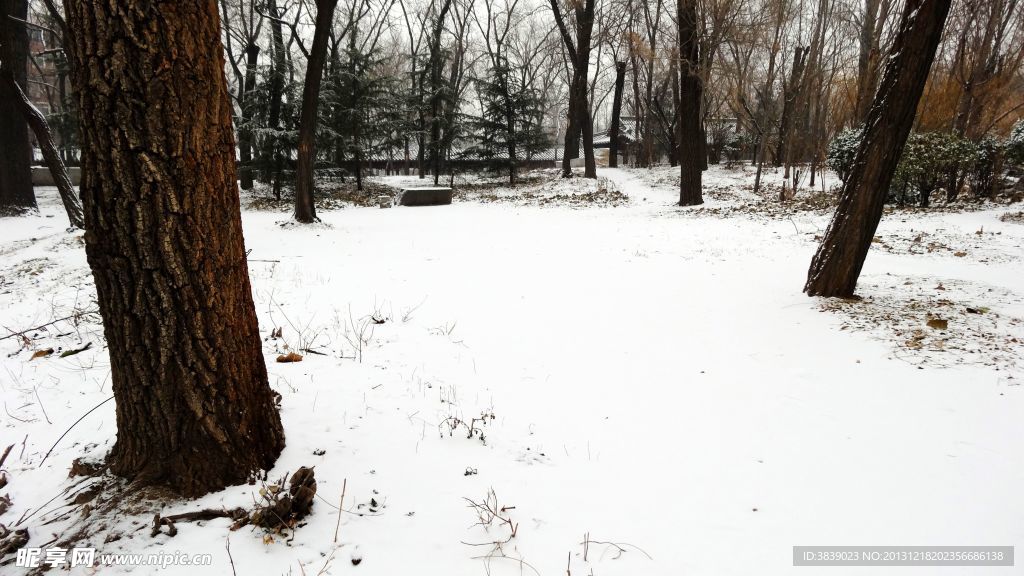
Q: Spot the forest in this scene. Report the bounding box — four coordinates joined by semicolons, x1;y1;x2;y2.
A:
0;0;1022;574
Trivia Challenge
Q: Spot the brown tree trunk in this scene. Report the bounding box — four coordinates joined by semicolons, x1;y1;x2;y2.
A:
0;0;35;214
805;0;951;297
2;71;84;228
608;61;626;168
677;0;703;205
295;0;339;223
65;0;285;496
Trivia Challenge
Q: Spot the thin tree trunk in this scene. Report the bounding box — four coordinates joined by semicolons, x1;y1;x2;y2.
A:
777;46;808;171
0;0;35;214
266;0;286;199
295;0;339;223
65;0;285;496
677;0;703;205
855;0;882;123
805;0;952;297
428;0;455;186
2;71;84;228
575;0;597;178
551;0;596;179
609;61;626;168
238;42;259;190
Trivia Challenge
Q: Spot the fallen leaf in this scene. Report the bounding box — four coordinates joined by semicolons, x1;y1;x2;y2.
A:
276;352;304;363
953;251;967;257
927;318;948;330
30;348;54;360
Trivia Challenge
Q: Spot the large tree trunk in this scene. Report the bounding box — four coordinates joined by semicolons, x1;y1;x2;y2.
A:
0;0;35;214
65;0;285;496
804;0;951;297
295;0;339;223
2;71;84;228
608;61;626;168
677;0;703;206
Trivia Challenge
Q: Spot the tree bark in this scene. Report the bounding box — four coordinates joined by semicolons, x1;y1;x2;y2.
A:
677;0;703;205
0;0;35;214
805;0;951;297
295;0;339;223
64;0;285;496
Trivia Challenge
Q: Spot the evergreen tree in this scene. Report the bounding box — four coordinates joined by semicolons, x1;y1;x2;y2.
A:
466;58;550;184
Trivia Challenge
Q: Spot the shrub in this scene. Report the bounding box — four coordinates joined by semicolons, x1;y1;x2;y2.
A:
1006;120;1024;166
826;127;863;184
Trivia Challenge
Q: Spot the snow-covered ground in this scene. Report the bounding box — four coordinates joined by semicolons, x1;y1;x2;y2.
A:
1;166;1022;575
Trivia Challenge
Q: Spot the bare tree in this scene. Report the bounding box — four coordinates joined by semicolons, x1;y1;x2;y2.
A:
295;0;340;223
551;0;598;178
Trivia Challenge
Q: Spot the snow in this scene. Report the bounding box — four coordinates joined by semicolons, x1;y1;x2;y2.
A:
1;169;1023;575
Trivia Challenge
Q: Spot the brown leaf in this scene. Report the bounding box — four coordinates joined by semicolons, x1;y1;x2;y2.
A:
276;352;304;363
926;318;948;330
953;251;967;257
30;348;54;360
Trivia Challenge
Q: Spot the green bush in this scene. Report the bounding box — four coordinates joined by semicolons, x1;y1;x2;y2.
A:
1007;120;1024;166
826;128;863;183
895;132;980;206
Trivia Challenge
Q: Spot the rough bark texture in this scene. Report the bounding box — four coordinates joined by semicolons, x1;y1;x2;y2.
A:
64;0;285;496
295;0;339;223
677;0;703;206
608;61;626;168
805;0;951;297
0;0;35;214
2;70;84;228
